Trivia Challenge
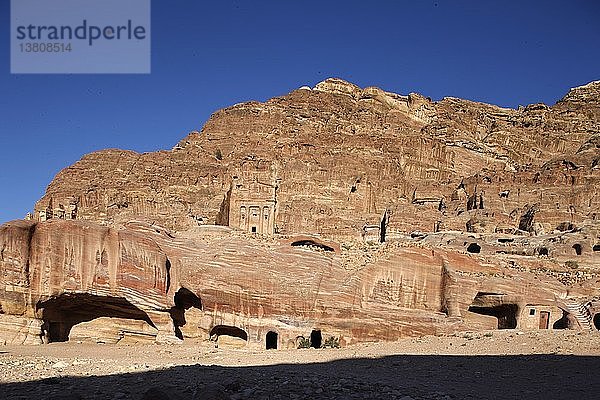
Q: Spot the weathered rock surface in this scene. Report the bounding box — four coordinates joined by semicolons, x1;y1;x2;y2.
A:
32;78;600;239
1;79;600;346
1;217;599;347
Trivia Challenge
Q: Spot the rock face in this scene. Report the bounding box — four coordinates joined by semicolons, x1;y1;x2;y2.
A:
2;78;600;346
32;78;600;239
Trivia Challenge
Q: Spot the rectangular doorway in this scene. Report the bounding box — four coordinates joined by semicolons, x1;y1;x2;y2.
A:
539;311;550;329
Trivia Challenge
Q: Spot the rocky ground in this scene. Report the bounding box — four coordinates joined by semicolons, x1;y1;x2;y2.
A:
1;330;599;400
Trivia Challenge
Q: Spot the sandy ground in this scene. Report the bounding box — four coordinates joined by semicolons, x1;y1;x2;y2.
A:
1;330;599;400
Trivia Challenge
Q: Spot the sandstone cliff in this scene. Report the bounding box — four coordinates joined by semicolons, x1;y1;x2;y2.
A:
1;79;599;347
32;79;600;241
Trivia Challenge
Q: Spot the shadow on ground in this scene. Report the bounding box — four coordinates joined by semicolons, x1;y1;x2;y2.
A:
1;354;599;400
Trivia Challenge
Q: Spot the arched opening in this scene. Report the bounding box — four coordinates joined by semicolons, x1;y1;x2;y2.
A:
553;310;570;329
291;240;334;252
210;325;248;341
572;243;582;256
593;244;600;252
266;331;278;350
594;314;600;331
538;247;549;256
169;288;202;340
210;325;248;348
36;294;156;343
310;329;322;348
466;243;481;253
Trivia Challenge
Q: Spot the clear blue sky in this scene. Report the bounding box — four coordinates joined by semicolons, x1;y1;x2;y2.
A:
1;0;599;224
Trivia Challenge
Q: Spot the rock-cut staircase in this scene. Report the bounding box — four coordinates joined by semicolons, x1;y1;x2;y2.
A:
564;299;594;331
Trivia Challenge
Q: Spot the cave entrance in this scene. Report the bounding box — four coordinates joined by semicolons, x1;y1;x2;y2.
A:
594;314;600;331
573;244;583;256
593;244;600;252
37;294;156;343
266;331;278;350
170;288;203;340
468;304;518;329
467;293;518;329
291;240;334;252
210;325;248;348
310;329;322;348
553;310;569;329
380;210;389;243
466;243;481;253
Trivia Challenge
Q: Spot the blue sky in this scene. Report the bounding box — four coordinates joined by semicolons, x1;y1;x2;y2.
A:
1;0;599;224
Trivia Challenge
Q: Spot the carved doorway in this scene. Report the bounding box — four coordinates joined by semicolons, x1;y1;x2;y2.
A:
539;311;550;329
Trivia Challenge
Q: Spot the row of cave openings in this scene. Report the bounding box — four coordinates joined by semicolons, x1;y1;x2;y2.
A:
467;292;600;331
209;326;324;350
463;241;600;256
33;287;600;344
34;288;325;350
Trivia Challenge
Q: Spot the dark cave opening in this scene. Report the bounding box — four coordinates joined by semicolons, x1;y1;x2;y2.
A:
310;329;322;348
170;287;202;340
37;294;156;343
165;258;171;293
572;244;582;256
210;325;248;341
380;211;388;243
538;247;549;256
468;304;518;329
466;243;481;253
266;331;278;350
291;240;335;252
553;310;570;329
594;314;600;331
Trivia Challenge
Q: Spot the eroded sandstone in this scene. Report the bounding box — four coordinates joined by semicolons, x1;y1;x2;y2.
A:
2;79;599;347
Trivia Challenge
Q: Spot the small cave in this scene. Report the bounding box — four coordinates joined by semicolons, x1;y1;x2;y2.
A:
556;222;575;232
380;211;389;243
593;244;600;252
210;325;248;341
310;329;322;348
165;258;171;293
572;244;583;256
497;238;514;244
468;304;518;329
518;205;537;233
466;243;481;254
291;240;335;252
553;310;570;330
438;198;446;212
594;314;600;331
537;247;549;256
466;193;478;211
170;288;202;340
266;331;278;350
465;219;475;233
36;294;156;343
